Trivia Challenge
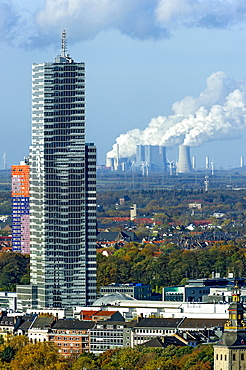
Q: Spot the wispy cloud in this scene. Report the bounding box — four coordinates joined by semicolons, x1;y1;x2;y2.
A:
0;2;19;43
155;0;246;29
2;0;246;47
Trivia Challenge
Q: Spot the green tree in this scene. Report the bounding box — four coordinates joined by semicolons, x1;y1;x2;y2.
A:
10;342;68;370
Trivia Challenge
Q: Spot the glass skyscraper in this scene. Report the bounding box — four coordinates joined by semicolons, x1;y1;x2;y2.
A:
17;32;97;309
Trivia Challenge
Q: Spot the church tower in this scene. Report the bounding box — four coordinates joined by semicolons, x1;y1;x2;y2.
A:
214;284;246;370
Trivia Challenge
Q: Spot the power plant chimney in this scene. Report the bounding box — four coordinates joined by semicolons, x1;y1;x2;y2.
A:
211;161;215;175
113;144;120;170
240;156;244;168
176;145;192;174
192;156;196;170
205;156;209;170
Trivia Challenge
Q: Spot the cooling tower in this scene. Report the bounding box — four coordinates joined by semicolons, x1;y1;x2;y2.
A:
176;145;192;174
106;157;113;168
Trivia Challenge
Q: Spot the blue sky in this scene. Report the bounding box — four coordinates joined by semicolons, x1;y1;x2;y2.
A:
1;0;246;169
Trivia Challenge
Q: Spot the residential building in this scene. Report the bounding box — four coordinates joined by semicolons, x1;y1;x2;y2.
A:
126;317;185;347
0;314;22;338
11;159;30;254
178;317;226;337
17;31;97;309
16;315;37;336
28;315;55;343
49;319;94;356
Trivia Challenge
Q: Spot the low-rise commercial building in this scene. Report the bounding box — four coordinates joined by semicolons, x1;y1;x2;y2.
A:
100;283;152;300
90;320;134;353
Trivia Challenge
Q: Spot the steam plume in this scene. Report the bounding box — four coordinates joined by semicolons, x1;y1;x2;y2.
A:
107;71;246;159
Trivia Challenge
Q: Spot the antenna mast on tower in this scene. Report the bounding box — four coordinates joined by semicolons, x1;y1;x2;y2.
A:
61;29;68;57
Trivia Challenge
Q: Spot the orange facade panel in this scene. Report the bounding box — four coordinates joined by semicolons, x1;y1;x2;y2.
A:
11;165;30;197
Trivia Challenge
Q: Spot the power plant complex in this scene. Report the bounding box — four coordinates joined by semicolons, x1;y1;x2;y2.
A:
106;144;196;174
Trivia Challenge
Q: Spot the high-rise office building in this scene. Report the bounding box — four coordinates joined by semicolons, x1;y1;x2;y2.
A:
17;31;97;309
11;159;30;254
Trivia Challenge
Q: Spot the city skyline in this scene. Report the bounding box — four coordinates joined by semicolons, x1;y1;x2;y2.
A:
2;1;246;169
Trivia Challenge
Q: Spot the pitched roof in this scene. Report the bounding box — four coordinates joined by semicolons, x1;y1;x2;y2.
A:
97;231;139;242
164;336;187;347
139;337;165;348
18;320;33;331
30;316;54;330
139;336;187;348
0;316;15;326
93;311;118;317
97;232;119;241
52;319;95;330
179;318;226;329
135;317;184;328
80;310;99;320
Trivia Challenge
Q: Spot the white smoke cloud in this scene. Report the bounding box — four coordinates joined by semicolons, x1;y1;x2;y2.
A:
2;0;246;46
107;71;246;159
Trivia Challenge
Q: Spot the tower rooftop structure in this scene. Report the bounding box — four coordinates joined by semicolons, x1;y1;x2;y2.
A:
54;29;74;64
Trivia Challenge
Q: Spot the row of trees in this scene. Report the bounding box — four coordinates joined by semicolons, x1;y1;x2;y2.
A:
3;187;246;218
0;335;214;370
97;241;246;291
0;239;245;294
97;188;246;213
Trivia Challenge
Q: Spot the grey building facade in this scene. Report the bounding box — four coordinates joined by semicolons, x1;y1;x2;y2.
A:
17;33;97;309
90;320;133;353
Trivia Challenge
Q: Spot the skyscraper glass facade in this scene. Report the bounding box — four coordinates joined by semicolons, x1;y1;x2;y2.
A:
23;49;97;308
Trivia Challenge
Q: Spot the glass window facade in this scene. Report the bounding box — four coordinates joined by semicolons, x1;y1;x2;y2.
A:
28;53;97;308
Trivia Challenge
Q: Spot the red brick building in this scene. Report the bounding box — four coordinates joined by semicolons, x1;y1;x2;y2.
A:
49;319;95;356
